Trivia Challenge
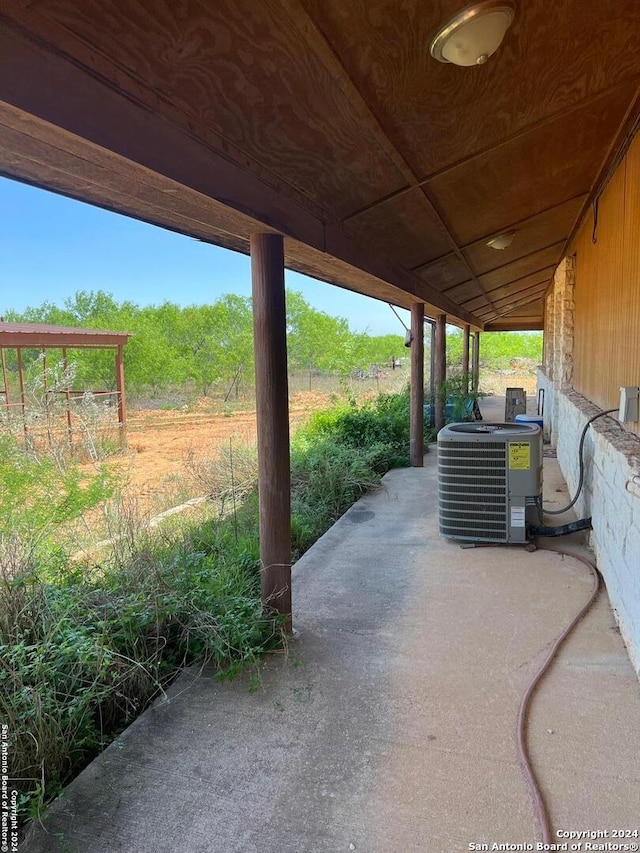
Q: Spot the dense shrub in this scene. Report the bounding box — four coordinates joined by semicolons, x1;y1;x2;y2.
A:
299;387;431;472
290;436;383;555
0;433;114;545
0;523;276;824
289;388;434;554
446;329;542;370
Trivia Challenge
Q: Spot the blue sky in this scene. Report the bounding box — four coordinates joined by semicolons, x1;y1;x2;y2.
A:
0;177;411;336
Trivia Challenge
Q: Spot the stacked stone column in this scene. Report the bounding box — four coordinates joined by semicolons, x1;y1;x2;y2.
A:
544;256;575;445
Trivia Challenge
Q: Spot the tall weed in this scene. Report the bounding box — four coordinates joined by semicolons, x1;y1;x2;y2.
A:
0;524;277;824
2;388;423;825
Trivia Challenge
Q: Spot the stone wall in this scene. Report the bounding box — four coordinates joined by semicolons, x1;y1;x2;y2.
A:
552;387;640;675
540;256;640;675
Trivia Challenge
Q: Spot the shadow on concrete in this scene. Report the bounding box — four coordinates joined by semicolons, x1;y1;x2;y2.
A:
23;447;640;853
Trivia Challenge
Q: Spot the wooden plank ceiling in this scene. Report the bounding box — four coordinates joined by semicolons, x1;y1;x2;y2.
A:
1;0;639;329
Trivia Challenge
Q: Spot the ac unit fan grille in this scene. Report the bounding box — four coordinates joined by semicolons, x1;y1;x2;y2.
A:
438;440;508;541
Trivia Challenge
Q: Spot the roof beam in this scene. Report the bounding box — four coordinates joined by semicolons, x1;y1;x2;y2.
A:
463;281;548;313
0;16;481;327
489;288;548;319
280;0;498;312
484;319;543;332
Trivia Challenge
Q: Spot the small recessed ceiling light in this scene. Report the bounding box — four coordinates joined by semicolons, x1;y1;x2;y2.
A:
430;1;515;67
486;232;515;250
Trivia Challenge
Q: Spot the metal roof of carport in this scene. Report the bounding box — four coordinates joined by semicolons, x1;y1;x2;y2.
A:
0;322;131;349
0;0;639;330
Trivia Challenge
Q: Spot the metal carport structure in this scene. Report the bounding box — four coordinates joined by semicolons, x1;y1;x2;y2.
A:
0;321;130;443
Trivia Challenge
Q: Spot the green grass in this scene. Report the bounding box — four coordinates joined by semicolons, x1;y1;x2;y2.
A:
1;387;429;825
1;516;279;824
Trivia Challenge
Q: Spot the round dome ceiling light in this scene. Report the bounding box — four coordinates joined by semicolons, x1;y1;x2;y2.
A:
430;1;515;67
486;232;516;250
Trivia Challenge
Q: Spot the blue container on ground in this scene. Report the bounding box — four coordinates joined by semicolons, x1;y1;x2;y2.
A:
514;413;543;428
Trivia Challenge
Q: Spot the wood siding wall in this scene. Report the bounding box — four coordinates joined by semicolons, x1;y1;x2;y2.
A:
572;133;640;434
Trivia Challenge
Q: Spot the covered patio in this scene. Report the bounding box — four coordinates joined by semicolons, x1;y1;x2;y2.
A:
1;0;638;636
22;423;640;851
2;3;639;848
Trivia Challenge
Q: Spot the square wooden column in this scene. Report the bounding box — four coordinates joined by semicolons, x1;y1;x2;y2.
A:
250;233;292;632
410;303;424;467
434;314;447;432
0;348;10;418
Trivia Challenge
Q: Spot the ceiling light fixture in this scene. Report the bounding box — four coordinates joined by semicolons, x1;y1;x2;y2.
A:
430;1;515;67
486;232;515;250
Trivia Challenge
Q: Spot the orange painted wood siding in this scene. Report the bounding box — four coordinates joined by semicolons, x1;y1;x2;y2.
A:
572;133;640;434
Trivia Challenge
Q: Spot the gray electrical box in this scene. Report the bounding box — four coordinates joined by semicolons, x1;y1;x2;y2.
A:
438;422;543;544
619;386;640;423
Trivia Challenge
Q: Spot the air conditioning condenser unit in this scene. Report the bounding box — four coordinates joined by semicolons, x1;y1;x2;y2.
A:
438;422;542;544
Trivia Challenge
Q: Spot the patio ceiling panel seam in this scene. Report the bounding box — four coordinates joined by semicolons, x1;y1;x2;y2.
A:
465;284;548;315
0;6;331;223
279;0;499;314
339;77;640;221
472;280;551;307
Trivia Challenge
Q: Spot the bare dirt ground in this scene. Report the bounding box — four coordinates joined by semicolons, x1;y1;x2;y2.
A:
480;368;537;397
113;390;335;511
110;368;537;513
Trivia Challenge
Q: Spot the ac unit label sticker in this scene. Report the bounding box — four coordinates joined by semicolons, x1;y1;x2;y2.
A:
508;442;531;470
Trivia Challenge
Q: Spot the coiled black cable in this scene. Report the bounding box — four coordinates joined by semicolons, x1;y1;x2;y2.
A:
538;409;618;516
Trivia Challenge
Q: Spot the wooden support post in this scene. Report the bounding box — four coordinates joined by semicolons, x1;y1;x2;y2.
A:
16;347;27;440
0;348;10;418
462;324;470;395
472;332;481;394
115;345;127;447
429;320;436;414
410;303;424;467
62;348;73;445
434;313;447;432
251;233;292;632
42;350;53;449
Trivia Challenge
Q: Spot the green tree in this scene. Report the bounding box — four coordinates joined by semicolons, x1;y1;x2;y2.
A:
354;333;405;370
446;329;542;370
286;291;355;379
178;296;253;396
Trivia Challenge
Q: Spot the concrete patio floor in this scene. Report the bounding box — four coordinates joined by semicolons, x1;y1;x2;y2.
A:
24;404;640;852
